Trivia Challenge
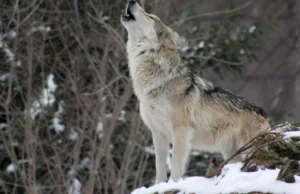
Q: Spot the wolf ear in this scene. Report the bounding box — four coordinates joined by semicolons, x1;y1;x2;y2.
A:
171;33;188;49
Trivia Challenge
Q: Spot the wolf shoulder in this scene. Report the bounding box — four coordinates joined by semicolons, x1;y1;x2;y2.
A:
189;75;267;119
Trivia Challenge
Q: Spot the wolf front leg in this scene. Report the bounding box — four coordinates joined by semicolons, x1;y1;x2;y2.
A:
152;130;169;184
170;130;191;182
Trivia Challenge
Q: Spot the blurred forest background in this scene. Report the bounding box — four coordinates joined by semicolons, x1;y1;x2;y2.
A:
0;0;299;194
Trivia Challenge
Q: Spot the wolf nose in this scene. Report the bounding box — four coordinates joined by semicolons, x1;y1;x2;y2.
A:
128;0;136;6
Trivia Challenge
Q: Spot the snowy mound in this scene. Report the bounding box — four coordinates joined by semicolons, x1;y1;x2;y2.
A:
131;163;300;194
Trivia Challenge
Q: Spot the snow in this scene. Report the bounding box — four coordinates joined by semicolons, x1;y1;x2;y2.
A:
198;41;205;49
69;128;78;140
0;73;10;81
8;31;17;38
6;159;32;173
31;74;58;119
47;74;57;91
0;31;23;68
105;113;113;118
249;25;256;34
145;146;155;154
131;163;300;194
16;60;22;67
145;146;173;172
51;101;65;133
96;121;104;138
6;164;16;173
0;123;7;129
102;16;109;21
118;110;126;121
181;45;189;52
166;151;172;172
68;178;81;194
51;117;65;132
3;46;14;61
28;25;51;35
283;131;300;139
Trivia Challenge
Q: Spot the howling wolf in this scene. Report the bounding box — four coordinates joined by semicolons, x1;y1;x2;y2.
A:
121;0;270;183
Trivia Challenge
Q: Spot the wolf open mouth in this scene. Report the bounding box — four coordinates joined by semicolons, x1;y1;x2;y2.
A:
126;7;135;20
121;2;135;21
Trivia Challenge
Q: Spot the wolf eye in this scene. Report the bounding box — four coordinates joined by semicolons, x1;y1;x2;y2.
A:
149;16;155;20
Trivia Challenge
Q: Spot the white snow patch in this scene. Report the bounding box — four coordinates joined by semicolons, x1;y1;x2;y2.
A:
0;123;7;129
239;49;245;55
68;178;81;194
118;110;126;121
190;150;202;156
0;33;23;67
0;73;10;81
145;146;155;154
8;31;17;38
166;150;172;172
102;16;109;21
69;128;78;140
105;113;112;118
28;26;51;35
284;131;300;139
144;146;172;172
6;164;16;173
181;45;189;52
96;121;104;138
198;41;205;49
51;101;65;133
30;74;58;119
249;25;256;34
16;60;22;67
3;46;14;62
131;163;300;194
47;74;57;92
52;117;65;132
6;159;32;173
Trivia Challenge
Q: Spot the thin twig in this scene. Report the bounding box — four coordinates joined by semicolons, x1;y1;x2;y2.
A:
171;1;252;26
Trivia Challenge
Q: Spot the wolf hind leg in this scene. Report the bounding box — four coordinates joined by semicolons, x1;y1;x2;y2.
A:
221;136;242;163
222;148;242;163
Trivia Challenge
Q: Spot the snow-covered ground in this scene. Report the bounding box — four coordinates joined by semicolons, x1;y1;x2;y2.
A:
131;163;300;194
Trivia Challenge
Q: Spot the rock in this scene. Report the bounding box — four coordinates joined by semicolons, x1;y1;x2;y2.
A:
205;155;221;178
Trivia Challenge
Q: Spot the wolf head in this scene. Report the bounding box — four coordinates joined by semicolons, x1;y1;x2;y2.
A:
121;0;187;50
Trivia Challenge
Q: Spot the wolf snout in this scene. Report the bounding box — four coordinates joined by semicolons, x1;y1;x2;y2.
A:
128;0;136;6
121;0;137;22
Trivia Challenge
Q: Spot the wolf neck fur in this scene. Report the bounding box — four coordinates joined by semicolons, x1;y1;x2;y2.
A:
127;40;191;100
